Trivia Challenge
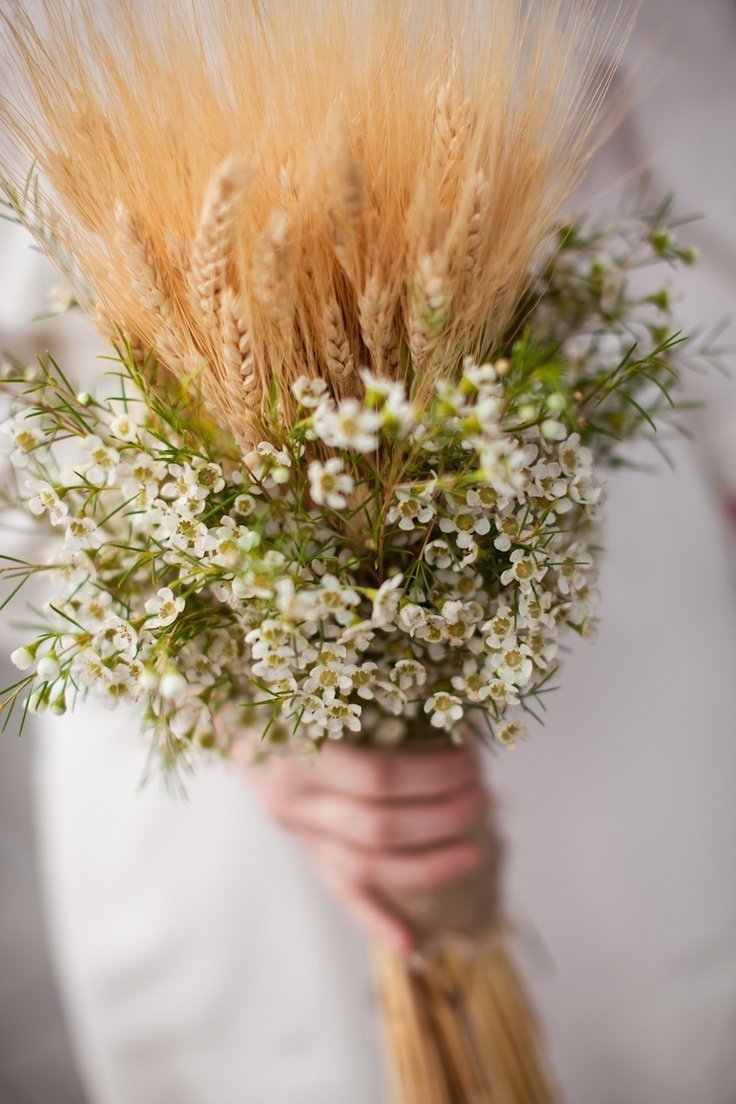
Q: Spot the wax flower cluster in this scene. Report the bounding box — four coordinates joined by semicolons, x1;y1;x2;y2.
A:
0;199;697;774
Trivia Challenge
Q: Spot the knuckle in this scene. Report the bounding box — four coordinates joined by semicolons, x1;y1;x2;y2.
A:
363;754;394;796
363;808;396;849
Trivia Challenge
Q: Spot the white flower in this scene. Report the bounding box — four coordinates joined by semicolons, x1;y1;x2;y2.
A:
73;648;108;689
500;548;547;589
99;664;142;710
316;399;380;453
108;412;141;442
390;659;427;691
337;620;375;651
414;614;447;645
451;660;494;703
492;509;535;553
275;579;322;624
118;453;165;508
352;662;379;699
320;697;362;737
308;458;354;509
555;542;594;596
493;639;533;687
374;681;407;716
292;376;329;408
359;369;405;405
476;437;533;499
145;587;185;629
371;574;404;627
63;516;103;550
163;460;225;502
424;539;454;569
441;600;479;646
496;717;527;746
387;487;435;531
525;631;558;669
207;520;259;570
96;615;138;659
398;603;427;636
26;480;68;524
360;372;416;437
462;359;498;390
245;443;292;487
303;662;355;696
233;493;256;517
318;575;361;625
488;680;520;707
82;435;120;487
482;606;516;649
381;389;415;437
424;692;463;730
8;417;44;468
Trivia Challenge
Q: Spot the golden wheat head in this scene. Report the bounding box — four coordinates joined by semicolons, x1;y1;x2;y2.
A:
0;0;630;447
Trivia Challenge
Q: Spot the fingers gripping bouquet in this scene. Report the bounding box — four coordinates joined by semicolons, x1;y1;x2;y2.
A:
0;2;703;1101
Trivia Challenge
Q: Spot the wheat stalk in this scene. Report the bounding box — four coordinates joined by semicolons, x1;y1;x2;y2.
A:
1;0;630;444
114;203;183;366
323;297;356;394
190;155;250;331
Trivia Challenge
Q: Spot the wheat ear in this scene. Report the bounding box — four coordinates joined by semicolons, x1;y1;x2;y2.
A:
407;246;451;366
114;202;182;364
322;297;355;393
190;156;250;331
434;78;470;200
222;290;262;447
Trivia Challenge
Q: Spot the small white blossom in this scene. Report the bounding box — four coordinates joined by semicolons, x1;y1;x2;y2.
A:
27;481;68;524
81;435;120;487
8;417;44;468
500;548;547;589
496;716;527;746
108;412;141;442
96;615;137;659
398;603;427;636
371;574;404;627
316;399;380;453
292;376;329;408
145;587;185;629
308;458;354;509
390;659;427;691
63;516;103;551
424;692;463;730
387;487;435;531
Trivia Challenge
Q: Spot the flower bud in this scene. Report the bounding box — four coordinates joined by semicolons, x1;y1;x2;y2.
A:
540;418;566;441
37;656;61;683
546;392;567;414
160;666;187;702
11;644;37;670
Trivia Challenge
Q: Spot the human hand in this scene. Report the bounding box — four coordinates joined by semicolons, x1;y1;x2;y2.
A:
239;740;491;954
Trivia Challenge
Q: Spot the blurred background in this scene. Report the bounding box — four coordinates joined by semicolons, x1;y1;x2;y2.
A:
1;2;735;1103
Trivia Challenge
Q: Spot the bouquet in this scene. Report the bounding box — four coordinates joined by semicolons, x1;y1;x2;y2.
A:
0;2;707;1101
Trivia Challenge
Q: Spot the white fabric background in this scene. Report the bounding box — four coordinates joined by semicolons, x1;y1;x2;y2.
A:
0;1;734;1102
